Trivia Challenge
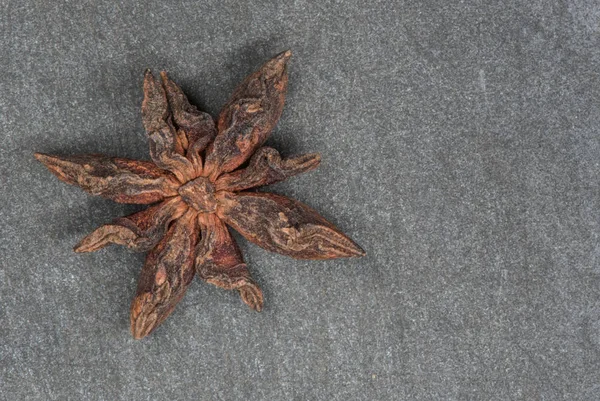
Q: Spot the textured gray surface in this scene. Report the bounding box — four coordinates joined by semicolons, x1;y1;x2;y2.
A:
1;0;600;399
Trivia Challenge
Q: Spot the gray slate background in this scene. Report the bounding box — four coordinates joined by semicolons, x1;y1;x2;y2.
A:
1;0;599;399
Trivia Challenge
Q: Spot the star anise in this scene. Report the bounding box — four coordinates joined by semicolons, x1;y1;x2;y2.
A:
35;51;365;339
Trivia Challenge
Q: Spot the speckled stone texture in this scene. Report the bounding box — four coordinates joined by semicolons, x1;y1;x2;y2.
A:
1;1;599;400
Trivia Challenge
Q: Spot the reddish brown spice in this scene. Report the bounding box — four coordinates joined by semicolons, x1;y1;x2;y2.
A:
35;51;365;339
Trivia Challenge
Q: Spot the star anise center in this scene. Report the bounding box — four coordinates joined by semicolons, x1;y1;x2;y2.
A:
177;176;218;213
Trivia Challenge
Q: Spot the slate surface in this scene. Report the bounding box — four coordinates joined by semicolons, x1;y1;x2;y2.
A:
1;1;600;400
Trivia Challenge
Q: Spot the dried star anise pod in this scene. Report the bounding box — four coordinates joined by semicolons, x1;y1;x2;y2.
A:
35;51;365;339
